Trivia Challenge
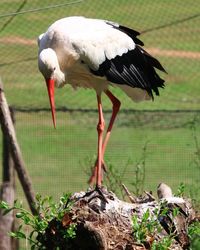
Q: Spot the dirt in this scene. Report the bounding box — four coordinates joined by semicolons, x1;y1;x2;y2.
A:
1;36;200;59
0;36;36;46
147;47;200;60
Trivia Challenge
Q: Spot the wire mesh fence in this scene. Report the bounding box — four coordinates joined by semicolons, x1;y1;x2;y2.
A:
1;0;200;110
0;1;200;201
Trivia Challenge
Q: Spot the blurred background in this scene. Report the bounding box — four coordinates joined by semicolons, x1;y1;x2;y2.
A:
0;0;200;208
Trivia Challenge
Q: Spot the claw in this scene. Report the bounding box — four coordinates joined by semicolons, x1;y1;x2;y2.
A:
83;186;108;203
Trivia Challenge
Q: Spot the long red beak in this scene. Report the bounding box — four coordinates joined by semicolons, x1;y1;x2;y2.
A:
46;78;56;128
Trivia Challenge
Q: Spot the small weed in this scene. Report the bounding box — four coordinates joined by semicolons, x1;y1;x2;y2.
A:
131;202;179;248
188;221;200;250
175;182;185;197
131;141;149;196
132;208;161;244
104;159;130;198
0;193;76;249
151;236;173;250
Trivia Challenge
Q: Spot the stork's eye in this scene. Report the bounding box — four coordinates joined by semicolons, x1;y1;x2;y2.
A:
53;67;56;71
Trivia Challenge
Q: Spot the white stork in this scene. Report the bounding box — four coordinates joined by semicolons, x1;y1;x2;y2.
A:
38;16;166;191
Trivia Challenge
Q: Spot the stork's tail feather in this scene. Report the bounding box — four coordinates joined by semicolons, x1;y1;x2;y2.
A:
135;45;166;98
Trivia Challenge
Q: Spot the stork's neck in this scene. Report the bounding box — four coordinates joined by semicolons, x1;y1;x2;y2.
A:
56;48;79;72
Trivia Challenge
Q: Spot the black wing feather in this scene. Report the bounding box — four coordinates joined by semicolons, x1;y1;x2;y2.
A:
116;25;144;46
106;22;144;46
139;47;167;73
91;45;165;99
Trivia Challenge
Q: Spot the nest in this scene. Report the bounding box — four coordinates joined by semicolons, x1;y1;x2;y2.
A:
39;184;197;250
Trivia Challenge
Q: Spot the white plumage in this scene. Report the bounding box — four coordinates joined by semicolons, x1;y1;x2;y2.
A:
38;16;166;188
38;16;165;98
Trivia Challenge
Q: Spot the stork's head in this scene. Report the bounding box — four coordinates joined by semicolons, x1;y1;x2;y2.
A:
38;48;65;128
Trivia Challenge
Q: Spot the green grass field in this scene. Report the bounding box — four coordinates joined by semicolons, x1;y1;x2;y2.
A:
0;0;199;196
4;111;199;199
1;0;200;110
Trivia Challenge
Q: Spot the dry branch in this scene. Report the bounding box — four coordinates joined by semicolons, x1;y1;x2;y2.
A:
0;183;15;250
0;78;36;215
0;107;19;250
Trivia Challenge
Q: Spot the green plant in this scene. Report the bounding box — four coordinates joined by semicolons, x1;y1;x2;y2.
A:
132;204;178;249
84;141;148;199
175;182;185;197
151;236;173;250
132;209;154;243
131;141;149;196
188;221;200;250
0;193;76;249
104;159;130;198
132;208;162;244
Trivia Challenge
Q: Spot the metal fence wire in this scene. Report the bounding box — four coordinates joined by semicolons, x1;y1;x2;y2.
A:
0;0;200;111
0;1;200;199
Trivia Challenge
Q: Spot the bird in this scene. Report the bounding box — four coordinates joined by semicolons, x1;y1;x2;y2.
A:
38;16;166;193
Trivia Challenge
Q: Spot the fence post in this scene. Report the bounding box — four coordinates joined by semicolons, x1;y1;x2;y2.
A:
2;107;15;184
0;108;19;250
0;77;37;215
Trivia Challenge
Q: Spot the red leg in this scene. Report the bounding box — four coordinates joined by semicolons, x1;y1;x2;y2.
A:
102;90;121;157
96;94;105;187
89;90;121;185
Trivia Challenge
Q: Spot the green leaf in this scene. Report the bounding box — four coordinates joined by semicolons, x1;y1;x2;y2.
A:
4;193;74;247
13;200;22;209
35;193;42;201
9;232;17;238
9;231;26;239
16;212;24;218
0;201;9;209
142;209;150;222
172;207;179;217
23;215;31;224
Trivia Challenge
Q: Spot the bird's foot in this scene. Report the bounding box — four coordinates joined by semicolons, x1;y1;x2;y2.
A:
83;185;108;203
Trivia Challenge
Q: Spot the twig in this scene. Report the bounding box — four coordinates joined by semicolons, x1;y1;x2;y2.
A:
122;183;136;203
144;191;155;202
